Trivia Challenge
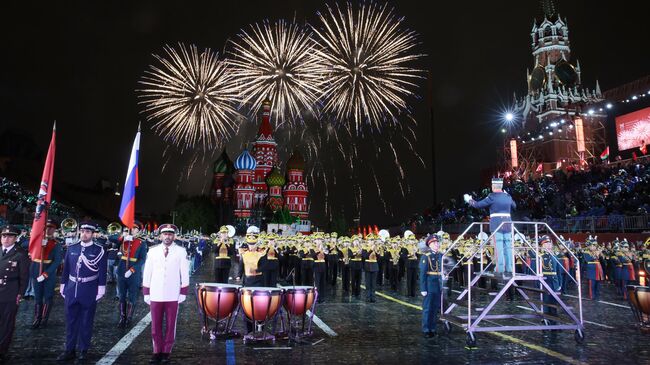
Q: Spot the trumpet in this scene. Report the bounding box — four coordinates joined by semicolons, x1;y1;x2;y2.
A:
61;218;78;233
107;222;122;235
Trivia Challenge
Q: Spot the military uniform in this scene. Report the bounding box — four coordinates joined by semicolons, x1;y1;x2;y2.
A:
214;237;234;284
583;247;604;300
406;244;419;297
58;222;107;360
420;248;442;336
30;227;63;329
349;245;363;298
469;180;517;274
263;244;279;287
314;248;327;302
0;226;30;358
116;235;147;328
362;245;379;302
300;247;315;286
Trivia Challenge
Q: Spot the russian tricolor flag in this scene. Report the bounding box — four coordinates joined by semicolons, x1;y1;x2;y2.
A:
119;125;141;229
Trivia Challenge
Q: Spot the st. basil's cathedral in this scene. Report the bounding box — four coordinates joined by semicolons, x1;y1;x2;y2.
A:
209;100;310;231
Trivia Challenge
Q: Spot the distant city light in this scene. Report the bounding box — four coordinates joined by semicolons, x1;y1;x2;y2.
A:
632;95;638;100
606;103;613;109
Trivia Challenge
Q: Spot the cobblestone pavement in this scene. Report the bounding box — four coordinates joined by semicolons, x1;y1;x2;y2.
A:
5;259;650;365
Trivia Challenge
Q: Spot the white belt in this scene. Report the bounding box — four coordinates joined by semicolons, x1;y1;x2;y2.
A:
69;274;99;283
490;213;511;218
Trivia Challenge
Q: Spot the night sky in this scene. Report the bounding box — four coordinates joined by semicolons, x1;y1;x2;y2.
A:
1;1;648;226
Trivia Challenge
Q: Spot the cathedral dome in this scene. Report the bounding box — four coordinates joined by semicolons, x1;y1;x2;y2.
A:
266;167;286;187
234;150;257;171
287;150;305;171
213;149;234;174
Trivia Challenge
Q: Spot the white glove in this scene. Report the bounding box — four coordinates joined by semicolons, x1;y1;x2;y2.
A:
36;275;46;283
41;239;48;247
144;295;151;305
178;294;186;303
96;285;105;301
463;194;472;204
421;291;427;297
124;235;133;241
60;284;65;298
124;270;133;279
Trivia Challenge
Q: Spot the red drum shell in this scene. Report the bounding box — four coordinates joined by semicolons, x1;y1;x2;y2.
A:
283;286;316;316
196;283;240;321
240;287;283;321
632;285;650;315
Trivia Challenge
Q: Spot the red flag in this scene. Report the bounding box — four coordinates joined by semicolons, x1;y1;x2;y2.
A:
600;146;609;161
28;123;56;261
641;143;647;155
535;163;543;173
633;152;638;161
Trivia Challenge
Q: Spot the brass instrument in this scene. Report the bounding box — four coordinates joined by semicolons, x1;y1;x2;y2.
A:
61;218;78;233
390;247;400;266
107;222;122;235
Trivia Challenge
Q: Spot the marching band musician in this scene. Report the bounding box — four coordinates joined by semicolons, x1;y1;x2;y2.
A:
327;234;339;288
30;219;62;329
362;236;379;303
420;235;442;338
57;222;107;361
240;234;267;287
300;240;315;286
214;226;234;284
350;237;363;299
618;240;636;298
263;235;280;287
116;221;147;329
405;239;419;297
339;238;351;293
314;240;327;303
583;237;604;301
0;225;30;360
142;224;189;364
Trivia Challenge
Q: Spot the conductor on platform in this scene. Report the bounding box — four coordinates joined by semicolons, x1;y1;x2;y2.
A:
465;178;516;278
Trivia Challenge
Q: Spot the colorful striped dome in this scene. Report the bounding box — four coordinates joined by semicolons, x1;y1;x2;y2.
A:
266;167;286;187
234;150;257;171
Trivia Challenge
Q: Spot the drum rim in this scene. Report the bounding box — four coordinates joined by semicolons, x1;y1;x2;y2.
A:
240;286;284;292
196;283;242;290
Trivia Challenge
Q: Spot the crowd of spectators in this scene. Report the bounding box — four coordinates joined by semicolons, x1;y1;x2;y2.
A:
0;177;77;226
407;159;650;230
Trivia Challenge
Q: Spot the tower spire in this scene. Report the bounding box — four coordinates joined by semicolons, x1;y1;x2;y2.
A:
540;0;557;18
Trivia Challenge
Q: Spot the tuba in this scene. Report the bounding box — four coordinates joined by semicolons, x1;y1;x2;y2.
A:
107;222;122;235
61;218;78;233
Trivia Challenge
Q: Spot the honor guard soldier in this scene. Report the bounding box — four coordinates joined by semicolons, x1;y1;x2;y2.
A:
539;236;562;323
214;226;234;283
0;225;30;360
420;235;442;338
117;221;148;329
349;237;363;298
583;237;604;300
57;222;108;361
466;178;517;278
30;219;63;329
142;224;189;364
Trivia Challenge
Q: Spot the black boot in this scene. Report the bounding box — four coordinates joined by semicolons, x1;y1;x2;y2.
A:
118;302;127;329
56;351;75;361
31;304;43;329
41;303;52;328
126;302;136;327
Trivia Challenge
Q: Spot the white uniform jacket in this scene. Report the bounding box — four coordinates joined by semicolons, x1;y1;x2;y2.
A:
142;243;190;302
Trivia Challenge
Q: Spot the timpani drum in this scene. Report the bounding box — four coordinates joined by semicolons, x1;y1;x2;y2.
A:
239;287;284;343
282;286;318;341
627;285;650;333
195;283;241;338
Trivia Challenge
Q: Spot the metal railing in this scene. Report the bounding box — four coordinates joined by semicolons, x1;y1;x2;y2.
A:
431;214;650;234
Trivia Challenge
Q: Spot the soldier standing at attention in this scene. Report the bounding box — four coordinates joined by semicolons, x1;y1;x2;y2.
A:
0;225;30;360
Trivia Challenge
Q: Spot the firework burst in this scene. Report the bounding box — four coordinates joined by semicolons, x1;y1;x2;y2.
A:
228;19;325;127
313;2;424;132
138;43;241;151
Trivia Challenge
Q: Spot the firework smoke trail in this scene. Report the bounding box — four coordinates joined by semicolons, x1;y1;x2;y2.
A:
138;43;241;151
228;19;326;127
312;1;424;132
